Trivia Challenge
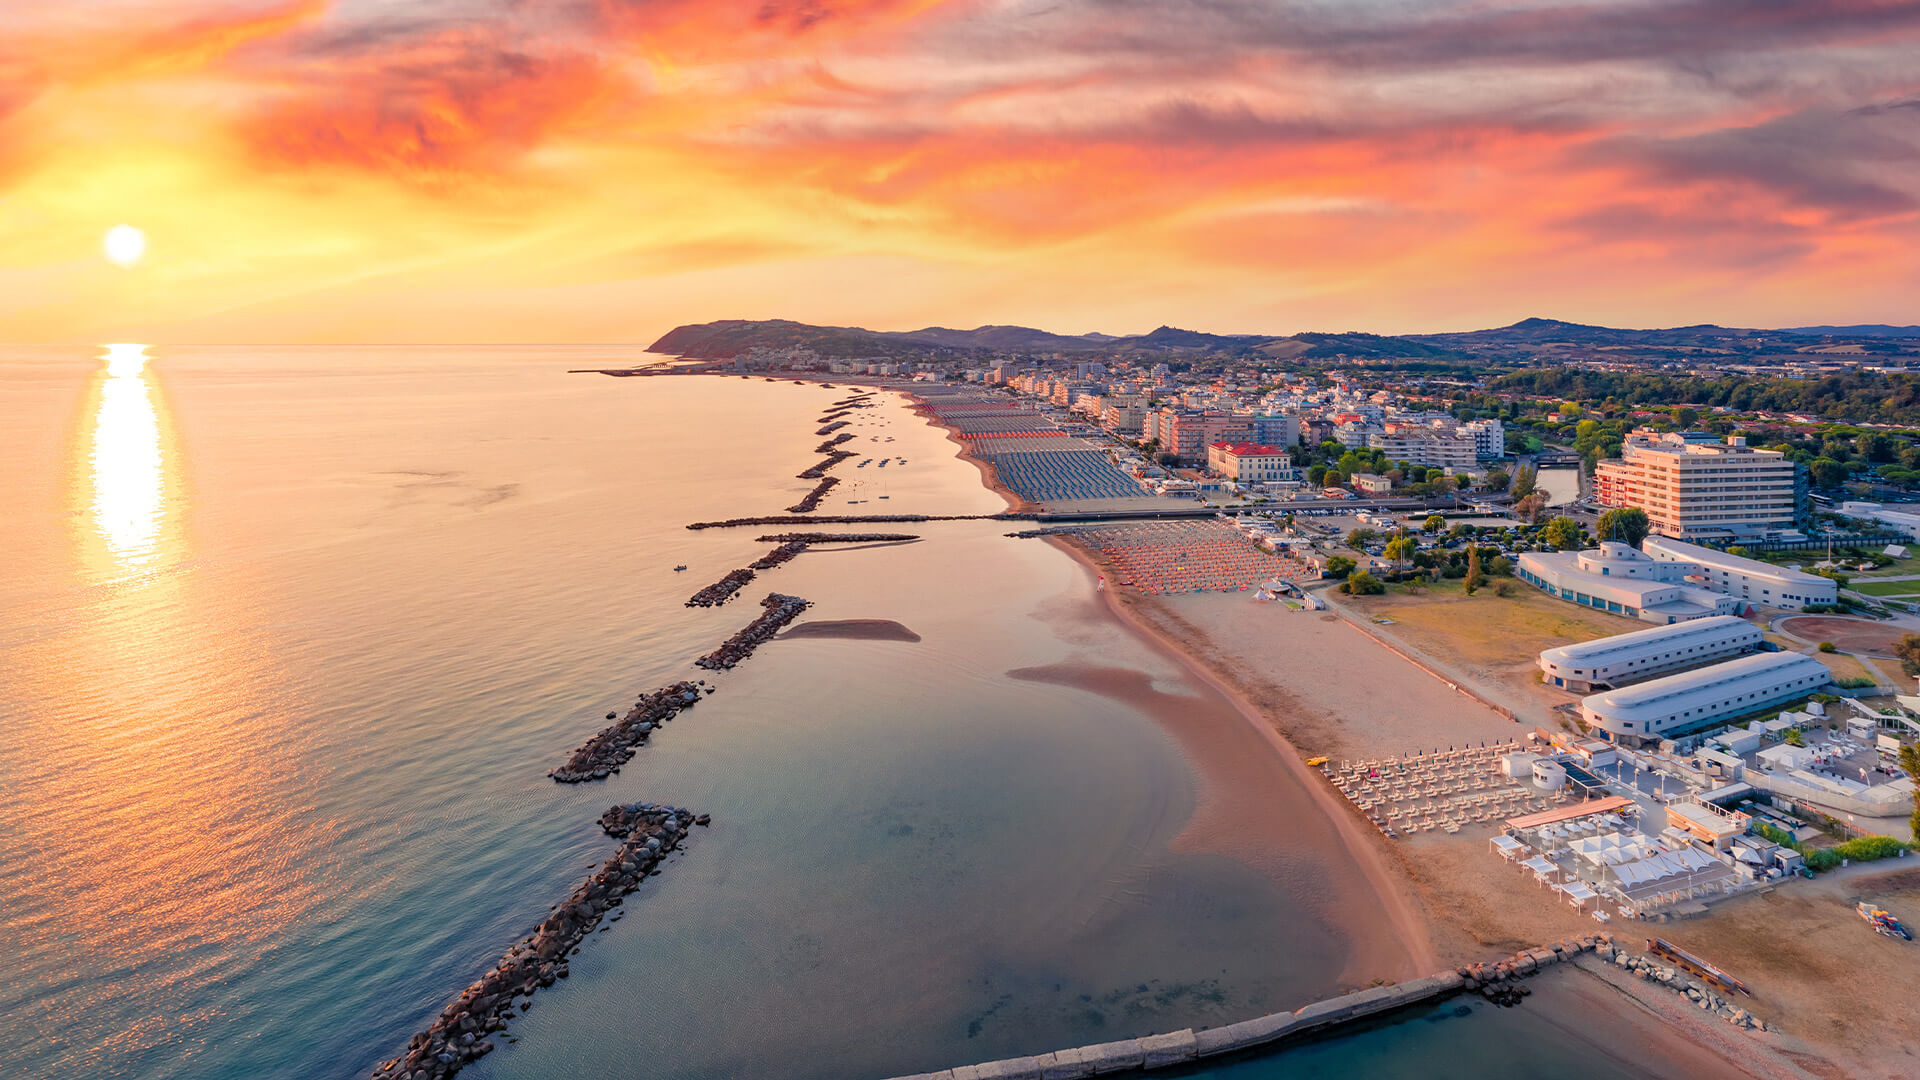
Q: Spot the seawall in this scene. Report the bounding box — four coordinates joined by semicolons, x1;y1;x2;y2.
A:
883;937;1623;1080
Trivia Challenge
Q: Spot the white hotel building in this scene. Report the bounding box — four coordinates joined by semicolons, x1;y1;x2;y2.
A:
1593;431;1797;540
1537;615;1764;694
1580;652;1834;744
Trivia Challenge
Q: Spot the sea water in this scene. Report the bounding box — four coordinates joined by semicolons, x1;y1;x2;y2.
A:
0;346;1685;1080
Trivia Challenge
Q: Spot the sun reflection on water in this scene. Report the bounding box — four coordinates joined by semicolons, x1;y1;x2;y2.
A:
84;343;172;575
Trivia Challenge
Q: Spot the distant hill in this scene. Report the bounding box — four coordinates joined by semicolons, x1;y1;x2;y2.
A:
1779;325;1920;339
648;319;1467;360
648;316;1920;362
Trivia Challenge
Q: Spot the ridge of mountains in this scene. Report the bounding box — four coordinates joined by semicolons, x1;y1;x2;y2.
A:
647;316;1920;361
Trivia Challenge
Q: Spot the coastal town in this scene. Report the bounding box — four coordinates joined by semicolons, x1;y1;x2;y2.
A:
611;328;1920;1080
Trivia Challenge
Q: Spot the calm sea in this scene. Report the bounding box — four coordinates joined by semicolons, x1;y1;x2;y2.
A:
0;346;1684;1080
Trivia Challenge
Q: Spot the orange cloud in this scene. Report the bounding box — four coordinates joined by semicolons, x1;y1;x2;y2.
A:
5;0;1920;341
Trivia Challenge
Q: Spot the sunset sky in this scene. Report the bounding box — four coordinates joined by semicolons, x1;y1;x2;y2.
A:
4;0;1918;342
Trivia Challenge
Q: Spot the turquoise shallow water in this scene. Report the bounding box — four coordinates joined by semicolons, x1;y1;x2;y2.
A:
0;347;1705;1080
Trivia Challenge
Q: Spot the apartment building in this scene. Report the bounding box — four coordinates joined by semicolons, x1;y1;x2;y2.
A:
1368;429;1479;470
1593;431;1797;540
1165;412;1253;462
1206;442;1300;484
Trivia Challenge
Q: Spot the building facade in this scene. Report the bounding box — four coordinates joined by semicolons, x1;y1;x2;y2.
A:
1593;431;1797;540
1207;442;1299;483
1517;542;1741;624
1640;537;1837;609
1537;615;1764;693
1580;652;1834;744
1368;430;1479;470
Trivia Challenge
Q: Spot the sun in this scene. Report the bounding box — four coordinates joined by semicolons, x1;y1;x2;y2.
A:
103;225;147;268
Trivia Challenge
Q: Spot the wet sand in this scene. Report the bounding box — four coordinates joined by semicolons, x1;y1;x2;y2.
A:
780;619;922;642
891;386;1434;983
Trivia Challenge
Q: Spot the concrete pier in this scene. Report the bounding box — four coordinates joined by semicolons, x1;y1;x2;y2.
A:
882;938;1630;1080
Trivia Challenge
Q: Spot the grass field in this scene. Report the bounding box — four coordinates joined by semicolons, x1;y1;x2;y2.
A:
1812;651;1882;686
1850;580;1920;597
1344;575;1642;670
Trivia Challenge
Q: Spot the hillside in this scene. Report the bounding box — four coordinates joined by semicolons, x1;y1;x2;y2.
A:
648;317;1920;363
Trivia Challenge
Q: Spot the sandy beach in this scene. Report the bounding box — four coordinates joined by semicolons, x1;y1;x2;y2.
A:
885;379;1920;1078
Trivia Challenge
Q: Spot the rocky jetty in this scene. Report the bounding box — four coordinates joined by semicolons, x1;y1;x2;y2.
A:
695;593;811;670
814;420;849;436
753;532;920;544
550;682;703;782
688;514;1004;530
749;540;811;569
1455;933;1767;1030
686;568;755;607
797;451;856;479
814;433;855;453
786;477;840;512
368;805;706;1080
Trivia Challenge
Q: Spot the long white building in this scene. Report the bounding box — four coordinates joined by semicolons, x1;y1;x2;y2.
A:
1581;652;1833;744
1518;540;1834;625
1838;501;1920;541
1640;537;1837;609
1538;615;1764;693
1516;542;1740;624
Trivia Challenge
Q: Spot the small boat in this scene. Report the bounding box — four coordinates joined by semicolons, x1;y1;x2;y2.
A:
673;565;688;572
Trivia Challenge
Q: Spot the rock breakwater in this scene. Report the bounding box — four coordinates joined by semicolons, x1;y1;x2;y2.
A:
696;593;811;670
797;451;856;479
688;514;1006;530
786;476;840;513
550;682;703;783
814;420;849;436
686;569;755;607
814;433;855;453
368;805;705;1080
752;532;920;544
750;540;811;569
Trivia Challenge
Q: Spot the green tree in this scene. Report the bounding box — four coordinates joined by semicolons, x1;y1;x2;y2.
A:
1541;516;1585;551
1858;432;1895;462
1325;555;1356;577
1558;401;1583;419
1307;464;1327;485
1484;468;1510;492
1894;633;1920;678
1671;406;1699;427
1464;545;1485;596
1594;506;1651;547
1346;527;1380;549
1383;532;1418;567
1510;464;1537;500
1810;458;1848;488
1423;514;1447;533
1899;744;1920;844
1323;469;1345;488
1342;570;1386;595
1513;491;1548;524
